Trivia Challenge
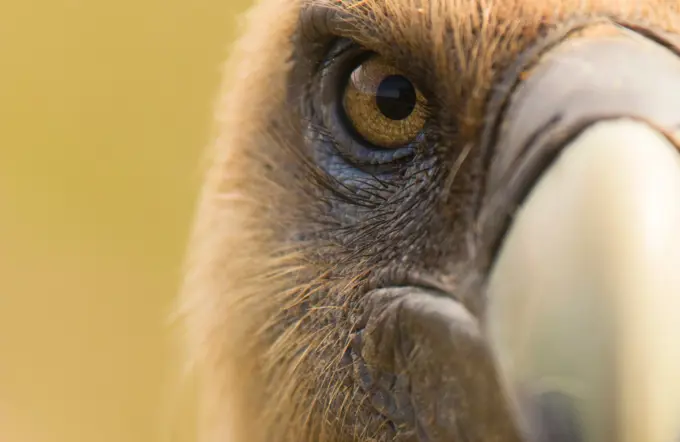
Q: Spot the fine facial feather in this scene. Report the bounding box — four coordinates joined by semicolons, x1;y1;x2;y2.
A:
179;1;680;442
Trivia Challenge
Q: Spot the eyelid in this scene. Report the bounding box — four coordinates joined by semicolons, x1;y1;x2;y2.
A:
319;38;362;72
299;2;439;101
299;3;366;47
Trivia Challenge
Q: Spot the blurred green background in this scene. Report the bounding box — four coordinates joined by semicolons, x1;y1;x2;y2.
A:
0;1;252;441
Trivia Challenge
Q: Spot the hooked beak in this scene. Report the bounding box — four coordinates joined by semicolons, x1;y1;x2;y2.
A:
482;25;680;442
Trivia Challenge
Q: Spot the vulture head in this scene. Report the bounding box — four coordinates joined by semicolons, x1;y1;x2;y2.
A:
180;1;680;441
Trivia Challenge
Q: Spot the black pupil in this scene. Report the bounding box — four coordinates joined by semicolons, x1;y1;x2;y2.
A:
375;75;417;121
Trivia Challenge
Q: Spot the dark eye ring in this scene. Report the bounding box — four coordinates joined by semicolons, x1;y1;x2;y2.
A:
318;43;429;166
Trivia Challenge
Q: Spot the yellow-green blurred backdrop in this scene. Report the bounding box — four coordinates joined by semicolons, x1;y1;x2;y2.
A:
0;1;252;441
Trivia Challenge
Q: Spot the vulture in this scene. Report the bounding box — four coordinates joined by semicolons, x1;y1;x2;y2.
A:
179;0;680;441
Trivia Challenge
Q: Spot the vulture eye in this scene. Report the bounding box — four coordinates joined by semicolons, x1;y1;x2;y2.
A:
341;55;427;148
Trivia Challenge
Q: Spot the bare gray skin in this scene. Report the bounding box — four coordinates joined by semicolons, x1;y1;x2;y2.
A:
181;1;680;442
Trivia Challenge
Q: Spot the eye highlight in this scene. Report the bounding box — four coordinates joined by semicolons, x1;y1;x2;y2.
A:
342;56;428;148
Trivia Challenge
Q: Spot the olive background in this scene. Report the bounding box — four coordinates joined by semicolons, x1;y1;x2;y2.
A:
0;1;252;441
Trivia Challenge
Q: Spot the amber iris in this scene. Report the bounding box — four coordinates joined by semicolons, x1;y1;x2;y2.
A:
342;56;427;148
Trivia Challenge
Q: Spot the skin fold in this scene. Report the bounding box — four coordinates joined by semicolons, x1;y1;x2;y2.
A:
179;1;680;441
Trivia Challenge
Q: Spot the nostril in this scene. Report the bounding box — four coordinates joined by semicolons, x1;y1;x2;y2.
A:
530;391;584;442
